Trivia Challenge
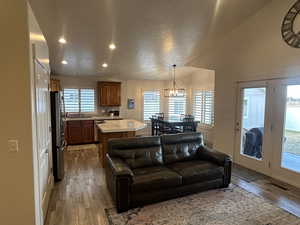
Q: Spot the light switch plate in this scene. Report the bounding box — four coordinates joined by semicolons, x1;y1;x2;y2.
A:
8;139;19;152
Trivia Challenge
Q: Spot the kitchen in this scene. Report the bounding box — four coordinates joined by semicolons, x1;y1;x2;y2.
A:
51;78;150;177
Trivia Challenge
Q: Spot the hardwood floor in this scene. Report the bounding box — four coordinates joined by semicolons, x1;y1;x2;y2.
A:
45;147;113;225
45;147;300;225
232;164;300;217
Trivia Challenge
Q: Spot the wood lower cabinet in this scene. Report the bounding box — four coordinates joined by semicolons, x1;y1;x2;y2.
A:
66;120;94;145
82;120;95;143
98;82;121;106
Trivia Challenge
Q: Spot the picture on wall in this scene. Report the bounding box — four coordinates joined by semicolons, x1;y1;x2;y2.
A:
127;98;135;109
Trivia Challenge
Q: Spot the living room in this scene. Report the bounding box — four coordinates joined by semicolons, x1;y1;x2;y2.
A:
1;0;300;225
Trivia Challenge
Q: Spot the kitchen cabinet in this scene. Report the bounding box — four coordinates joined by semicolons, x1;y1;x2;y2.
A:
82;120;95;143
66;120;94;145
50;79;61;92
98;82;121;106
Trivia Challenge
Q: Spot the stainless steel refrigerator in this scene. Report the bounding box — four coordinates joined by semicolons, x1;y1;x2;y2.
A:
50;91;65;181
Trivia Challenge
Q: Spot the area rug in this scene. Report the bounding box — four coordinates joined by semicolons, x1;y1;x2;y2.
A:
67;144;98;151
105;186;300;225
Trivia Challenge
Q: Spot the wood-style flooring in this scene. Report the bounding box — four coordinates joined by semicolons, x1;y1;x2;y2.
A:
45;147;300;225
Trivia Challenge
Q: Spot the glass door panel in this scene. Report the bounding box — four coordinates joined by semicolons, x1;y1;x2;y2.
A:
281;85;300;173
241;88;266;160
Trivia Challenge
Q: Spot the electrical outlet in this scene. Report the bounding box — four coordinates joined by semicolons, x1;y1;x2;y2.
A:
8;139;19;152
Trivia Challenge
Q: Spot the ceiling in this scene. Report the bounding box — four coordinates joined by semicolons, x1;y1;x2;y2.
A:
29;0;271;80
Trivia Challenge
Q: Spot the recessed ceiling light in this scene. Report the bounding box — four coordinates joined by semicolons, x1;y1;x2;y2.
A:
102;63;108;68
109;43;116;50
62;60;68;65
59;37;67;44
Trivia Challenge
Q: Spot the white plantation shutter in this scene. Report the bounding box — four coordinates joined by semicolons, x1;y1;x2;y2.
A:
143;91;160;121
193;92;204;121
63;89;79;112
63;88;95;113
80;89;95;112
168;96;186;121
193;90;214;126
204;91;214;125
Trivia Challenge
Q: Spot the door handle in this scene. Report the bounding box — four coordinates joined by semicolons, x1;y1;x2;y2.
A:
236;122;240;132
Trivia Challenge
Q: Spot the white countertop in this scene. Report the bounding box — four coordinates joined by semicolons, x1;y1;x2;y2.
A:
64;116;122;121
97;119;147;133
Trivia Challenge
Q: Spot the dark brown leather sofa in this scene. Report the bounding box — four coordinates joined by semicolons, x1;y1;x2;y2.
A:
105;133;232;213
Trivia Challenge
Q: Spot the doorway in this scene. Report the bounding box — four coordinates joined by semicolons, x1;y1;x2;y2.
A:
235;78;300;188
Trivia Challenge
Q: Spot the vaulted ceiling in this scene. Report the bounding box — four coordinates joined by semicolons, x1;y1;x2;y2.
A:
29;0;271;80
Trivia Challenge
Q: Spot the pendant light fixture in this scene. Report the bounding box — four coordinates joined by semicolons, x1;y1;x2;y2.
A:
164;64;185;97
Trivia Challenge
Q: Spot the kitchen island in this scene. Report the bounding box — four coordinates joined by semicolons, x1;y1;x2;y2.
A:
97;119;146;167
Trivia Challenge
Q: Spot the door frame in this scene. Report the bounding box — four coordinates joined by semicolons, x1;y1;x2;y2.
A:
234;81;272;176
34;58;54;221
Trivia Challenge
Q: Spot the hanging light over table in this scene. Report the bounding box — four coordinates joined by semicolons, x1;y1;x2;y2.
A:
164;64;185;97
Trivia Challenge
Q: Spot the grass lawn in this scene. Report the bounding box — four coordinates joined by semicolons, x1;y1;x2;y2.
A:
283;130;300;155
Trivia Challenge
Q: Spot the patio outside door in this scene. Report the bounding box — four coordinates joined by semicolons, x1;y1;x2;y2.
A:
235;81;272;175
271;78;300;188
235;79;300;188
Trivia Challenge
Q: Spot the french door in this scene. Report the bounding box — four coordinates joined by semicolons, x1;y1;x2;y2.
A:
271;78;300;188
235;78;300;188
235;81;272;175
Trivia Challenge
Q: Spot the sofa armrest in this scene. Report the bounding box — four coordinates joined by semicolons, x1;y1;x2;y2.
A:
107;154;134;177
198;146;232;187
198;145;231;166
105;154;133;212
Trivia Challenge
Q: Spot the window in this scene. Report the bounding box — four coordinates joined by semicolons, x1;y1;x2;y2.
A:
168;96;186;121
143;91;160;121
63;88;95;113
193;90;214;126
243;98;249;119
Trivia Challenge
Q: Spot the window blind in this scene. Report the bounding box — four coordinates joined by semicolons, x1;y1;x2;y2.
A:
63;88;95;113
168;96;186;121
143;91;160;121
193;90;214;126
63;88;80;113
80;89;95;112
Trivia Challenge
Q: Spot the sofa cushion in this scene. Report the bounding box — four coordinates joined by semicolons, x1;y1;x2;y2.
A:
168;160;224;185
161;133;203;164
131;166;182;192
108;136;163;169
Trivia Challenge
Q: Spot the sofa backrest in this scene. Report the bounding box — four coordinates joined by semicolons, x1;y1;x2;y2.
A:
108;136;163;169
161;133;203;164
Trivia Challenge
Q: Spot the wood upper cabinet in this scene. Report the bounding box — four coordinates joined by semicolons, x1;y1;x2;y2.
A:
66;120;94;145
98;82;121;106
50;79;61;92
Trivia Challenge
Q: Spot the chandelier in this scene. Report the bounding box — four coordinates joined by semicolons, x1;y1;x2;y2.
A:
164;64;185;97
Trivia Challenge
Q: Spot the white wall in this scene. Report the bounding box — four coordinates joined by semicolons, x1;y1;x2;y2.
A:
0;1;36;224
52;75;168;120
189;0;300;155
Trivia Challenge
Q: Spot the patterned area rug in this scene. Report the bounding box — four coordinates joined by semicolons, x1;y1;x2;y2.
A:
105;186;300;225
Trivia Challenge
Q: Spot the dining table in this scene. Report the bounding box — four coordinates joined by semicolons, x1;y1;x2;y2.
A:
150;116;200;135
